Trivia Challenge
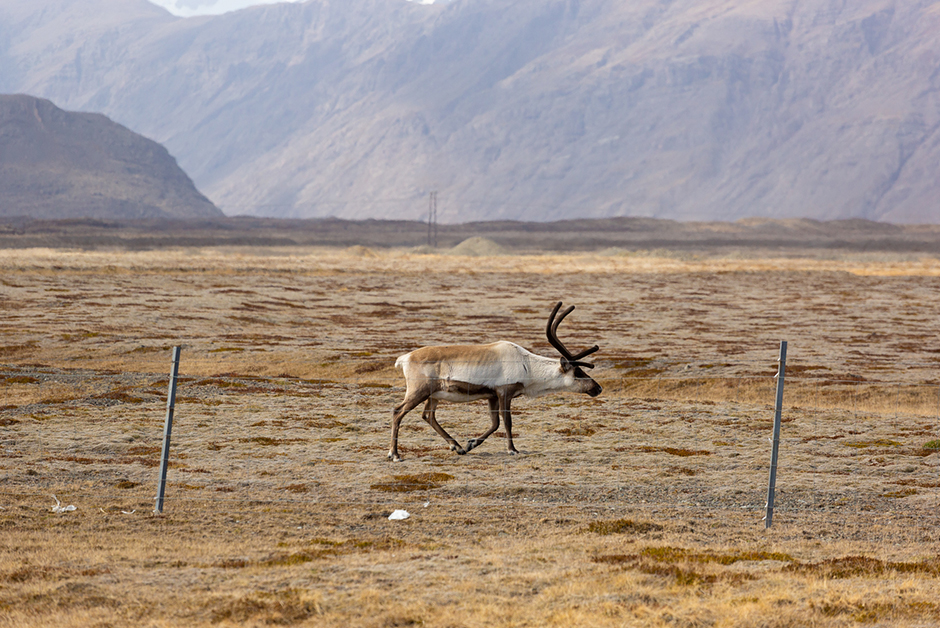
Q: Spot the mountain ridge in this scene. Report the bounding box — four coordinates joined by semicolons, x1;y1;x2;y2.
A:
2;0;938;223
0;94;222;220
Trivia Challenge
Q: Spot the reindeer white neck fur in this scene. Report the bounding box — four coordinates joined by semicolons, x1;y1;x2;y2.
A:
388;302;602;461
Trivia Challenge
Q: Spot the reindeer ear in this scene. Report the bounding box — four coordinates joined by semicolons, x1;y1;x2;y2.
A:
560;357;574;372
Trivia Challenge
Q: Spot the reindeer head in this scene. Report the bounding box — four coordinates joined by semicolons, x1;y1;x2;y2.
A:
546;301;602;397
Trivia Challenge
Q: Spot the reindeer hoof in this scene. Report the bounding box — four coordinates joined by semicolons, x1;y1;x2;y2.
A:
466;439;480;452
388;452;402;462
507;449;518;456
452;445;467;455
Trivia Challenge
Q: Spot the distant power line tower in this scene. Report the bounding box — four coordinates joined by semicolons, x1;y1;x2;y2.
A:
427;191;438;248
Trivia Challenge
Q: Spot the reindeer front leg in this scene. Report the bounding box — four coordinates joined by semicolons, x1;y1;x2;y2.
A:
467;385;523;454
466;396;500;452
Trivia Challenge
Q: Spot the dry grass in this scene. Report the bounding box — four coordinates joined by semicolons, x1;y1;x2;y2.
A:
1;245;940;627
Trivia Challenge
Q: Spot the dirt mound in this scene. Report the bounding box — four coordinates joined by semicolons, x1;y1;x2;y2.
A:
446;237;506;256
344;245;377;257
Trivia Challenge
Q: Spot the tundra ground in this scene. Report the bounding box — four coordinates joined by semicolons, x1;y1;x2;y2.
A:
1;245;940;627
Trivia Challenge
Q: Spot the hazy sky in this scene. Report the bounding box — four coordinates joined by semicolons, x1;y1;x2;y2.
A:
148;0;438;18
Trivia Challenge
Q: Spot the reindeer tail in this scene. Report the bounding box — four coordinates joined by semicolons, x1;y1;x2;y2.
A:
394;353;410;370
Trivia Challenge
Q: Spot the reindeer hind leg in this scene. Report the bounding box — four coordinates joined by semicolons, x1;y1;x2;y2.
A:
422;397;467;455
502;395;519;455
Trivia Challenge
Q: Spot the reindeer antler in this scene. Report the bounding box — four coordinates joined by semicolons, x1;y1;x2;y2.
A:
546;301;599;368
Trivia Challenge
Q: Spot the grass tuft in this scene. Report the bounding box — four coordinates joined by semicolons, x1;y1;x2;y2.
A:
884;487;918;498
636;446;711;457
785;555;940;578
586;519;663;535
239;437;306;446
94;390;146;403
4;376;39;384
640;546;794;565
209;589;323;624
843;439;901;448
556;425;597;437
370;473;455;492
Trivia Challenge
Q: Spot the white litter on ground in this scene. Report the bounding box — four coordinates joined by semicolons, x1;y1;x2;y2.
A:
388;509;410;520
51;495;76;513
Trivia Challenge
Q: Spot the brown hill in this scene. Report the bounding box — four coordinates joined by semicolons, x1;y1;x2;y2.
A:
0;94;222;220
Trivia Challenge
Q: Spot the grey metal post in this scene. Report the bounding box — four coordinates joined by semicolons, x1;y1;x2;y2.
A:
155;346;181;514
764;340;787;528
427;191;438;247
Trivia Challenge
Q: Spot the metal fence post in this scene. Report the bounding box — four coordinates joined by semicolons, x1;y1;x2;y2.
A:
155;346;181;514
764;340;787;528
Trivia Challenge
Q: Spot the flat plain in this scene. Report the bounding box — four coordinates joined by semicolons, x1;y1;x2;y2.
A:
2;240;940;627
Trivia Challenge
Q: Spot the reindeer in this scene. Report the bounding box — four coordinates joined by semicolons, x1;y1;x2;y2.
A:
388;302;602;461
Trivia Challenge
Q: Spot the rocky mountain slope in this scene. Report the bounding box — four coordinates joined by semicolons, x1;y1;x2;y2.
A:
0;94;222;219
1;0;937;223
